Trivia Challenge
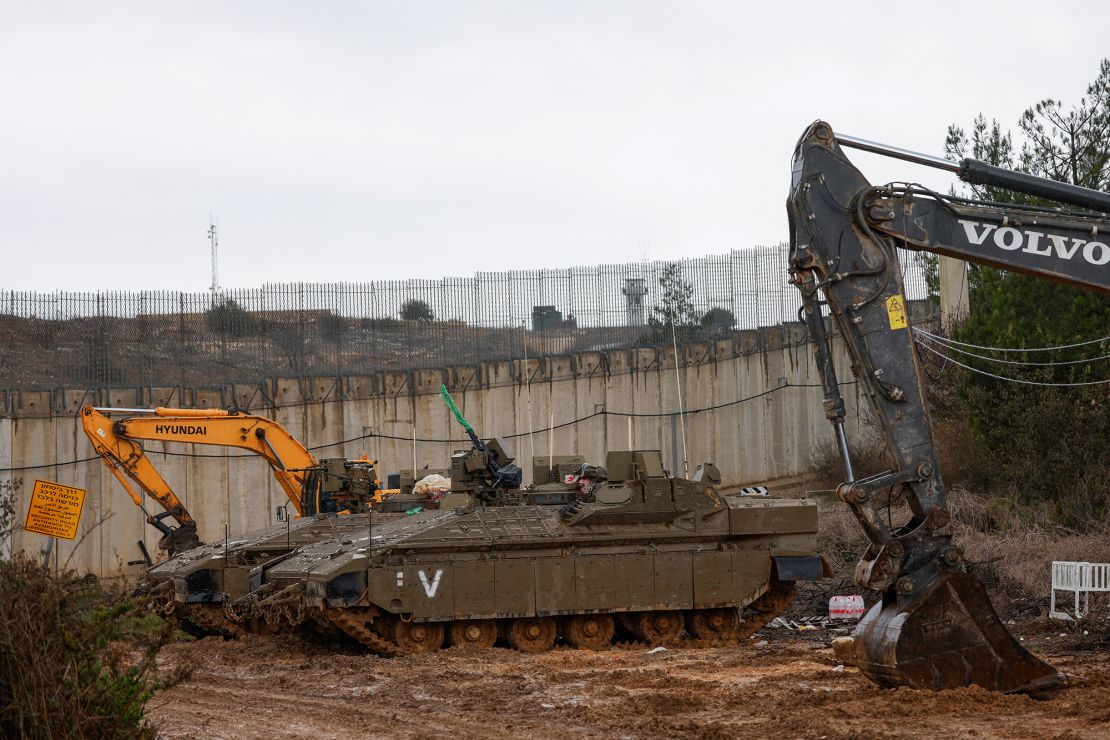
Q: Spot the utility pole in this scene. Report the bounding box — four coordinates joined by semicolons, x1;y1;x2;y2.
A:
208;215;221;301
939;256;969;327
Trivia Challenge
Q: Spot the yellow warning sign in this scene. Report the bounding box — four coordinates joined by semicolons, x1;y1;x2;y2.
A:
24;479;87;540
885;294;908;330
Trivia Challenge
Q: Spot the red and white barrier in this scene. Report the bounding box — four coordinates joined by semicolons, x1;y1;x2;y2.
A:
828;594;865;620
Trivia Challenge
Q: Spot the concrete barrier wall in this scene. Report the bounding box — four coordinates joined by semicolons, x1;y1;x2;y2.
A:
0;307;935;579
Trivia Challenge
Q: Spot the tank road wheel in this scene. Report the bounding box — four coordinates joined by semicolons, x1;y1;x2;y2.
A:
688;608;740;644
564;614;615;650
373;616;396;643
506;617;557;653
392;620;445;654
448;619;498;649
633;611;684;644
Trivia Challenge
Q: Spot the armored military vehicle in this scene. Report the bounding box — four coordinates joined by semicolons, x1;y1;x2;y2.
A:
143;511;381;636
141;426;562;634
150;449;825;654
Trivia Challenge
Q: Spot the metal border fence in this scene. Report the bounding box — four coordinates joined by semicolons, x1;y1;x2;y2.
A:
0;246;927;388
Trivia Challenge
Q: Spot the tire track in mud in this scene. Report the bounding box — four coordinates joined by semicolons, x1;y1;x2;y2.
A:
149;633;1110;739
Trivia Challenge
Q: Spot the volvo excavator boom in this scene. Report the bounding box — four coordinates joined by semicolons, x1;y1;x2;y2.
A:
81;406;384;554
788;121;1108;693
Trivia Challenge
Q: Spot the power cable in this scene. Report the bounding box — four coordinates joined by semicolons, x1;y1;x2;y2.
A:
0;456;101;472
914;326;1110;354
913;330;1110;367
914;339;1110;387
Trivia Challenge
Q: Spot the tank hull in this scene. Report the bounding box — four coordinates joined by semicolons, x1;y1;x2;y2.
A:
147;451;828;653
266;503;820;623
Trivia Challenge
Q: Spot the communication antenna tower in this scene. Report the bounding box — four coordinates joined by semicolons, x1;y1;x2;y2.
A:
208;215;220;299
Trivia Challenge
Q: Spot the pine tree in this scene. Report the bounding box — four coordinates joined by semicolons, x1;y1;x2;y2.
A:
940;60;1110;523
645;263;700;344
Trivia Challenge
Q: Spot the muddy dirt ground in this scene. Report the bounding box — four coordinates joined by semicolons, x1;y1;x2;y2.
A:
148;622;1110;739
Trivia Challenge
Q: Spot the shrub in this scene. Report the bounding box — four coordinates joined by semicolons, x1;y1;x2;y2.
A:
400;299;434;321
316;311;349;341
700;307;736;335
0;557;175;738
205;299;261;337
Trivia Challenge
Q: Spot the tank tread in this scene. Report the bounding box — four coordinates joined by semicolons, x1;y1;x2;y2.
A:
574;639;648;651
178;603;244;639
252;583;308;628
735;580;796;641
142;581;176;616
310;582;794;656
139;581;239;639
319;606;399;658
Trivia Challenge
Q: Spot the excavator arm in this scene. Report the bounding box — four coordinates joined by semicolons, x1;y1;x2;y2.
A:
787;121;1108;693
82;407;202;553
81;406;321;553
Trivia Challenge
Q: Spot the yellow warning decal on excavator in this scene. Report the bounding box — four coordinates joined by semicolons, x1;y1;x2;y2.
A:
885;294;908;330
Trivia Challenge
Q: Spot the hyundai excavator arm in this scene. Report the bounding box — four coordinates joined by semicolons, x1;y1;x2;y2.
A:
787;121;1108;693
82;406;202;553
81;406;323;553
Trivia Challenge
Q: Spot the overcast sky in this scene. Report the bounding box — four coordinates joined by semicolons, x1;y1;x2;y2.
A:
2;2;1107;291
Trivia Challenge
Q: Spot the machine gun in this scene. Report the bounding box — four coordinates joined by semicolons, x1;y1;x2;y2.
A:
439;385;523;496
787;121;1108;693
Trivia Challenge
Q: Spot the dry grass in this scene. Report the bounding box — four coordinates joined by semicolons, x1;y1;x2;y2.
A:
952;490;1110;617
803;486;1110;620
804;427;891;492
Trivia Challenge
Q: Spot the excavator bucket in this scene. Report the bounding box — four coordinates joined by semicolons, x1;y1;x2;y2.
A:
853;572;1065;693
158;522;201;555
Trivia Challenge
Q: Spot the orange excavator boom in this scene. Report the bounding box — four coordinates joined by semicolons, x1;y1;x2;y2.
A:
81;405;383;554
